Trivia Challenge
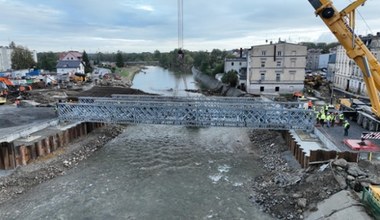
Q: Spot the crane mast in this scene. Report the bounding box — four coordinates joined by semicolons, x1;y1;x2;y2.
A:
308;0;380;118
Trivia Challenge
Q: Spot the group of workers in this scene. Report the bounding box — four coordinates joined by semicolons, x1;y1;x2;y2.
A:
309;101;351;136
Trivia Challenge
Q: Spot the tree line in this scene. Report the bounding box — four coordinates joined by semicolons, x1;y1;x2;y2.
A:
9;41;339;75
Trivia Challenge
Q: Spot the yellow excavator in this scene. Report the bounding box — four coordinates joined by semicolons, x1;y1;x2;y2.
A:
308;0;380;216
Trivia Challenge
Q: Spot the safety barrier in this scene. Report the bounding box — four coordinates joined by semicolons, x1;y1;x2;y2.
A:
0;122;104;170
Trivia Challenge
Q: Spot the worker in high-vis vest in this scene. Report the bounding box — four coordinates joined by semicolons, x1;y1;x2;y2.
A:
320;112;326;127
344;120;350;136
326;113;332;127
339;113;345;126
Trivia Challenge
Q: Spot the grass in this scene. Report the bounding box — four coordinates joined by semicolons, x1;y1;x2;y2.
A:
116;66;143;82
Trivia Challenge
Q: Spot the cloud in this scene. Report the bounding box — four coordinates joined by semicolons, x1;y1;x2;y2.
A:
1;0;380;53
135;5;154;12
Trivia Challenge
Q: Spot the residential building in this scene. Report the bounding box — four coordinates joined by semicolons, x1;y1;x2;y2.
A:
306;48;322;71
56;60;85;82
334;33;380;96
59;51;83;61
334;45;355;93
0;46;37;71
0;46;12;71
327;53;336;82
318;53;330;70
224;57;247;88
246;42;307;95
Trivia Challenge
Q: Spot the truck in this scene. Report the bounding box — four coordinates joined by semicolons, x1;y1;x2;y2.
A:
309;0;380;131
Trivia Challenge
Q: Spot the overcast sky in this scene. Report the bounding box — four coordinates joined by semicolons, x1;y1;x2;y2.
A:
1;0;380;53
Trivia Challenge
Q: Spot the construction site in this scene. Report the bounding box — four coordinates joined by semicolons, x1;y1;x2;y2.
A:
1;0;380;219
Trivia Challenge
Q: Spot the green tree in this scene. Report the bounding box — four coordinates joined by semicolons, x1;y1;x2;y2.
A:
222;70;239;87
116;51;124;68
82;50;93;73
37;52;58;71
11;45;36;70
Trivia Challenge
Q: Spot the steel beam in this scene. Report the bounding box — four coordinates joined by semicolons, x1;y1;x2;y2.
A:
58;96;315;131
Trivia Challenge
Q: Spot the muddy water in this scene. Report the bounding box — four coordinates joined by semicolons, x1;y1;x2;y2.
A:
0;125;273;220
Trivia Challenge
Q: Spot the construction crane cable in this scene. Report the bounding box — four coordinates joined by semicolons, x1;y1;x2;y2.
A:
178;0;183;49
347;0;374;34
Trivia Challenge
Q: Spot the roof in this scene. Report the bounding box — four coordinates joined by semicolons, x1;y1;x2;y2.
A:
59;51;83;60
56;60;83;68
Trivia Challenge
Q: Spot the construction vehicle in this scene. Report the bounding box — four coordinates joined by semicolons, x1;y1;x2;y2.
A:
0;82;7;105
308;0;380;131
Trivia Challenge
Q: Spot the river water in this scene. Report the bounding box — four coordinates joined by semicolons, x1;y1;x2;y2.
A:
132;66;201;96
0;66;274;220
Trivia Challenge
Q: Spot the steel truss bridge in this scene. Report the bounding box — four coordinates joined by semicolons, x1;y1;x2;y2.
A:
57;95;315;131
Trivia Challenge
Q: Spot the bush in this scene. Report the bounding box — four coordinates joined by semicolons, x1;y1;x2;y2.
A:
221;70;239;87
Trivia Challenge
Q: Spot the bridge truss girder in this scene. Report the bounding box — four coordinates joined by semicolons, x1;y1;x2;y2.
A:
58;96;315;131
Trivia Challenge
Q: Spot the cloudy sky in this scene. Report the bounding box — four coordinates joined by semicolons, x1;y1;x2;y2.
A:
0;0;380;53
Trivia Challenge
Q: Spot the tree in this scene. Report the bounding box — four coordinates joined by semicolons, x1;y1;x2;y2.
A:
116;51;124;68
222;70;239;87
82;50;93;73
11;45;36;70
37;52;58;71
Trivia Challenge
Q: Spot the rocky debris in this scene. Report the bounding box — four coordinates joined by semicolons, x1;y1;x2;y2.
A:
248;130;379;220
0;125;124;205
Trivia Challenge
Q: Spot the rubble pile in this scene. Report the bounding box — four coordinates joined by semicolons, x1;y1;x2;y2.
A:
0;125;124;205
248;130;379;220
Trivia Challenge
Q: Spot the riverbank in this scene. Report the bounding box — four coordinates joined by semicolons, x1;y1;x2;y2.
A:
249;130;374;219
116;65;146;86
0;125;124;205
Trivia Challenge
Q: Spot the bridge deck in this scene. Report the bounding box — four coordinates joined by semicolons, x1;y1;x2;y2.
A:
58;96;314;131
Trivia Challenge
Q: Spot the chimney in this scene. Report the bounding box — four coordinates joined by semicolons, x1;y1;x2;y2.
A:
240;48;243;58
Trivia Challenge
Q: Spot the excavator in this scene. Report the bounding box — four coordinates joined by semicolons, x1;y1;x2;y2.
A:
309;0;380;216
0;77;32;104
309;0;380;131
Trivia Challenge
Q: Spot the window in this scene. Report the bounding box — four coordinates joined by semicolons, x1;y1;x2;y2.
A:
231;62;234;66
275;86;280;92
260;72;265;81
291;58;296;68
262;50;266;56
239;62;242;66
277;51;282;56
276;73;281;81
292;51;296;55
260;86;265;92
289;71;296;81
276;61;281;67
261;61;265;68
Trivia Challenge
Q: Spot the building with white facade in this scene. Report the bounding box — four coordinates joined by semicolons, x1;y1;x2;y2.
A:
0;46;12;71
0;46;38;72
224;57;247;88
56;60;85;82
246;42;307;95
334;33;380;96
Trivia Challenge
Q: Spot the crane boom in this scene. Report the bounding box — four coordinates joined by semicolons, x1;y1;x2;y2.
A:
308;0;380;118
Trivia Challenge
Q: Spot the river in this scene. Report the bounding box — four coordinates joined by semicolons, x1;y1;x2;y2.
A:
0;66;274;220
132;66;201;96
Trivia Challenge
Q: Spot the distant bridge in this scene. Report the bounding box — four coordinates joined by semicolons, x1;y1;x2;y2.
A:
57;95;315;131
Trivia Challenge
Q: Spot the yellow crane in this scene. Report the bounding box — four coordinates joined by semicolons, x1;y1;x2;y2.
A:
309;0;380;130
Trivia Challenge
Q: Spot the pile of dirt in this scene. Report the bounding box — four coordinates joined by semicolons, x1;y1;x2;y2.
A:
78;86;154;97
0;125;124;205
248;130;379;219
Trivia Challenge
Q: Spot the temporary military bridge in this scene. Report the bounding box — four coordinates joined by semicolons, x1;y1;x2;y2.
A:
57;95;314;131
